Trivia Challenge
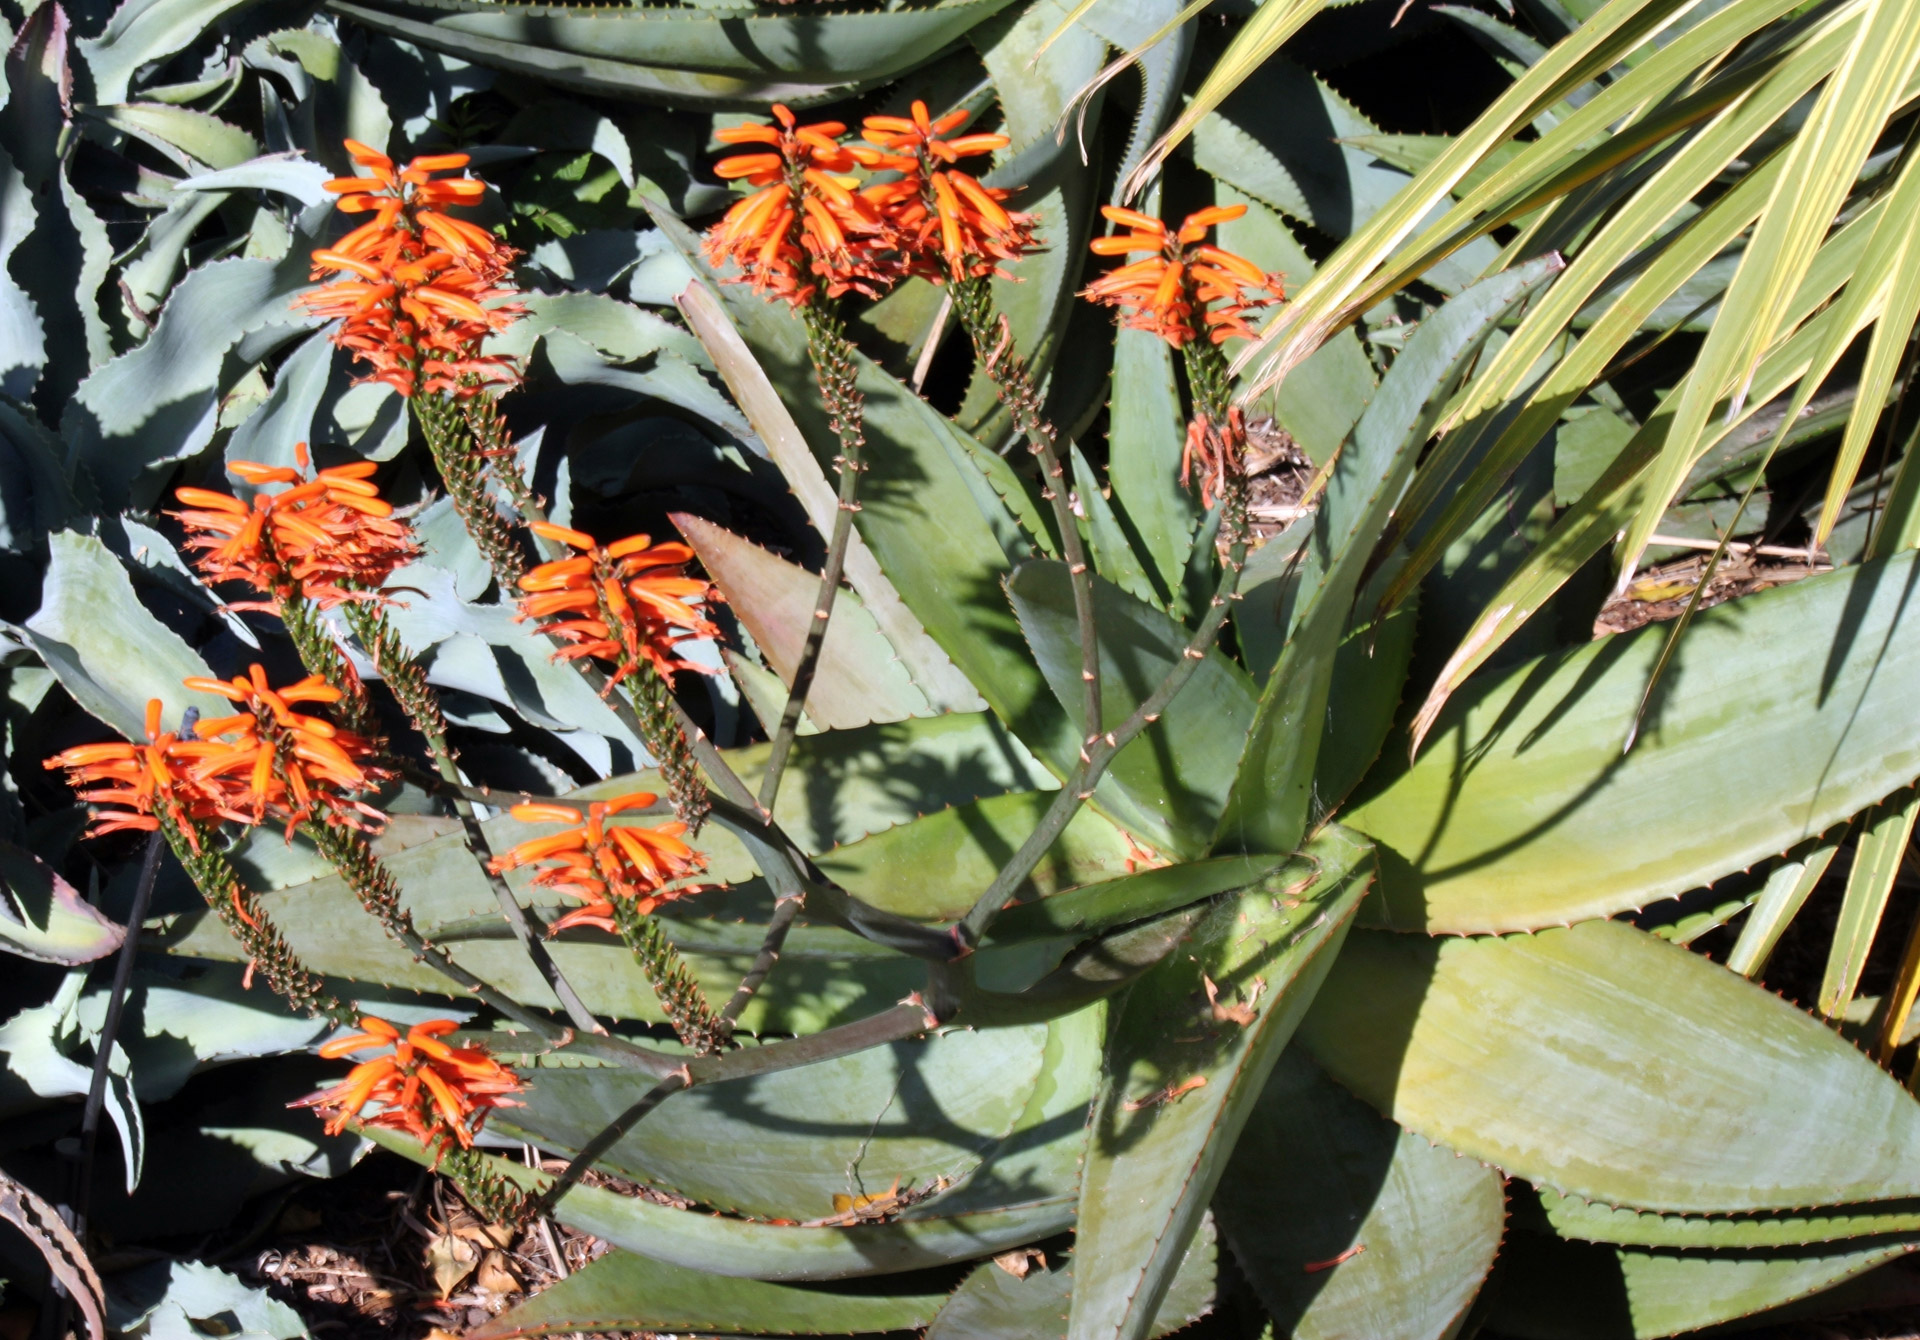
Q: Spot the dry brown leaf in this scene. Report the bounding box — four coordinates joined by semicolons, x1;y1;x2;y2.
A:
426;1232;481;1298
992;1247;1047;1279
475;1251;521;1296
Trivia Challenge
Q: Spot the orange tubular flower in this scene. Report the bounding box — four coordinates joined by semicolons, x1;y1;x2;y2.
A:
702;104;895;305
489;793;708;933
44;699;229;849
299;139;523;398
855;100;1039;283
1080;203;1286;347
514;523;722;692
176;664;391;835
172;453;419;611
294;1016;523;1158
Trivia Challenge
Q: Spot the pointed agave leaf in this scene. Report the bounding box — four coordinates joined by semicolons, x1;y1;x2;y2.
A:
1215;1050;1504;1340
1008;561;1256;856
1105;327;1198;601
1301;921;1920;1213
928;1214;1216;1339
1219;257;1562;855
0;842;124;965
672;513;931;729
1067;829;1372;1340
23;532;229;738
495;1023;1050;1220
1488;1231;1918;1340
987;852;1289;943
369;1129;1074;1281
1725;836;1844;978
1070;447;1160;606
1352;546;1920;934
1535;1185;1920;1250
78;0;260;103
469;1247;948;1338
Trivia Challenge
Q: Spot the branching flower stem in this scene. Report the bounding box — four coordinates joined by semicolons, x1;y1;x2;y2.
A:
950;274;1103;766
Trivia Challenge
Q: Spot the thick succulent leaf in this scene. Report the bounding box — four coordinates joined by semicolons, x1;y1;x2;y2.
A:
328;0;1016;106
1105;326;1199;601
470;1247;947;1338
1726;837;1842;978
106;1260;307;1340
1350;546;1920;933
1300;921;1920;1214
927;1213;1216;1339
1821;791;1918;1018
0;147;45;400
497;1023;1049;1220
1068;829;1372;1340
63;241;320;510
988;852;1288;943
1079;0;1196;201
370;1129;1074;1281
1219;257;1561;855
1487;1231;1917;1340
1215;1049;1503;1340
22;531;228;738
1534;1185;1920;1250
88;103;259;171
673;512;931;729
0;841;123;965
0;400;72;551
1071;446;1159;607
78;0;260;103
1008;561;1256;857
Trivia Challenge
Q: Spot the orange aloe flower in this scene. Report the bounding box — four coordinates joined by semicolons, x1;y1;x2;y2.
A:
43;699;229;849
294;1016;523;1158
514;522;722;691
299;139;523;398
178;665;391;834
172;451;419;611
855;100;1039;283
489;793;708;933
703;104;896;305
1080;203;1286;347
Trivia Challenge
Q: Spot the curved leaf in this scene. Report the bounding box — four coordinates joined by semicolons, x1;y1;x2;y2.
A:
0;841;122;965
1535;1185;1920;1250
1350;546;1920;933
1301;921;1920;1214
1215;1049;1503;1340
1068;831;1371;1340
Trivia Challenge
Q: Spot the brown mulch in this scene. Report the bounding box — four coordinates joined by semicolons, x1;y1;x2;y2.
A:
1593;547;1831;637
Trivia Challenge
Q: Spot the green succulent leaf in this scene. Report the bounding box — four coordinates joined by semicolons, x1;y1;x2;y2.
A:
927;1212;1216;1339
469;1246;948;1337
1300;920;1920;1214
0;841;123;966
1067;827;1372;1340
1533;1185;1920;1251
495;1022;1051;1221
1008;560;1256;857
79;0;261;103
1215;1049;1504;1340
1349;546;1920;934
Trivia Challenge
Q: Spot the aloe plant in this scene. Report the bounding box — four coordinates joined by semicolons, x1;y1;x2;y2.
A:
14;0;1920;1337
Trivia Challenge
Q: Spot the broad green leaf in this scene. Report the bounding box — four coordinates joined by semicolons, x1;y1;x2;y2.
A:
497;1023;1050;1220
1301;921;1920;1213
1219;257;1561;855
79;0;258;103
1535;1185;1920;1250
23;531;228;738
1106;326;1199;602
1487;1231;1916;1340
0;842;123;966
1008;561;1257;857
673;512;931;729
470;1247;948;1338
1352;547;1920;933
928;1213;1216;1339
988;852;1289;943
369;1129;1075;1281
225;328;335;476
1215;1049;1504;1340
327;0;1017;105
1071;446;1160;607
1067;831;1371;1340
89;103;259;171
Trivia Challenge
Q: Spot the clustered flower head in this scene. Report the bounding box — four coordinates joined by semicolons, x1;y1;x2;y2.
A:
1182;406;1250;511
178;665;391;836
44;699;225;848
702;99;1042;301
1081;203;1286;347
294;1016;523;1158
702;104;894;306
300;139;523;399
172;452;419;612
515;522;722;691
854;99;1038;284
490;792;708;934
